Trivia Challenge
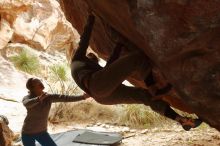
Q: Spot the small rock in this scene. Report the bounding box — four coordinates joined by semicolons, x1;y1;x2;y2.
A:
130;129;136;133
121;127;130;133
96;122;102;126
105;125;110;129
140;129;149;134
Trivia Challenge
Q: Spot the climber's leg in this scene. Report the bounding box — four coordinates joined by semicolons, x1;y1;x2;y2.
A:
94;83;202;131
89;51;148;98
150;99;202;131
94;84;152;105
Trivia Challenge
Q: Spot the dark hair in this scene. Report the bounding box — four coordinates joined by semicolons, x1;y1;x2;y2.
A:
26;78;35;90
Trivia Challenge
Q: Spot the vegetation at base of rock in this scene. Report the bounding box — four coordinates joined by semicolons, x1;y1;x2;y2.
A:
49;101;117;124
10;49;40;74
49;95;170;128
118;105;169;128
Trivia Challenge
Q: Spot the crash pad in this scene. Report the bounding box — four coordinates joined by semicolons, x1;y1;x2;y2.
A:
36;129;122;146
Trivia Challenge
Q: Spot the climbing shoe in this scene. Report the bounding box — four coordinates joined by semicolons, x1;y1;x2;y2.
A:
179;117;203;131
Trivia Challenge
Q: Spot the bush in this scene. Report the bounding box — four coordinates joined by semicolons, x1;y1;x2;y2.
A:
49;101;117;124
10;49;40;74
118;104;168;128
47;63;77;96
49;64;69;82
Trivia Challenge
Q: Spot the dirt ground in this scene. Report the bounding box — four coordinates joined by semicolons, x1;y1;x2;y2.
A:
120;126;220;146
49;123;220;146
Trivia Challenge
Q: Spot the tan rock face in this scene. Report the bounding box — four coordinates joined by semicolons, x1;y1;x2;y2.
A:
0;0;74;51
0;19;13;52
0;54;30;101
0;116;13;146
61;0;220;131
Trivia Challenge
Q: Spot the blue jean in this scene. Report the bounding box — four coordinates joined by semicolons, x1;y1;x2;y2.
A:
22;131;57;146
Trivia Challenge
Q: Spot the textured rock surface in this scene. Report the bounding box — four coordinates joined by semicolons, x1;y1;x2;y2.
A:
0;0;74;51
61;0;220;131
0;43;67;102
0;116;13;146
0;56;29;101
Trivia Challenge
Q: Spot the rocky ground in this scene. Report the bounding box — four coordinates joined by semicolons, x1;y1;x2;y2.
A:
46;122;220;146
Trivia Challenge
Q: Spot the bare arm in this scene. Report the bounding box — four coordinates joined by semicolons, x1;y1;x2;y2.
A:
48;94;88;103
106;43;123;66
72;15;95;61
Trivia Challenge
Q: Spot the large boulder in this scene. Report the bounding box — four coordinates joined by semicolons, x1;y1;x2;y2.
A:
61;0;220;131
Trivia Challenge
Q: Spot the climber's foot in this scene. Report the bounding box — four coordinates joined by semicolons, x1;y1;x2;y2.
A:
178;117;202;131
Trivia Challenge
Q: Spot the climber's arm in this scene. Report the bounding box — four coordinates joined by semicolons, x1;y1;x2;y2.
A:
72;15;95;60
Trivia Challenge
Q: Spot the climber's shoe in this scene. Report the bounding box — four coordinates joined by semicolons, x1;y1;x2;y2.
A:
179;117;203;131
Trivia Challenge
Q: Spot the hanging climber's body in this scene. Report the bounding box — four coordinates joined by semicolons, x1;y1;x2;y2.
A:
71;14;202;131
71;15;153;105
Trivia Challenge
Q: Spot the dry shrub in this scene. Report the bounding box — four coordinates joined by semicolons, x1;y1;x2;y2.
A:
49;100;118;124
49;101;172;129
118;104;169;128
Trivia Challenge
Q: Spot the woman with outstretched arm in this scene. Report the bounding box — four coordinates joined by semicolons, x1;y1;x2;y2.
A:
21;78;89;146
